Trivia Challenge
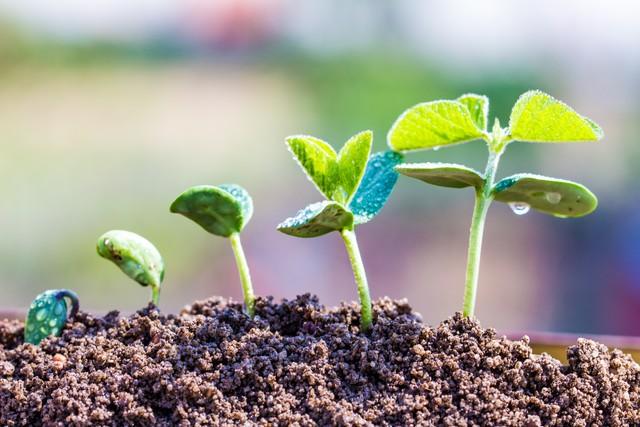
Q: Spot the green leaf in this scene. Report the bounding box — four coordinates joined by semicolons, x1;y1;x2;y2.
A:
492;173;597;218
97;230;165;288
336;130;373;204
396;162;485;189
277;201;354;238
458;93;489;131
170;184;253;237
24;289;79;345
388;100;486;152
508;90;603;143
286;135;338;200
350;150;404;224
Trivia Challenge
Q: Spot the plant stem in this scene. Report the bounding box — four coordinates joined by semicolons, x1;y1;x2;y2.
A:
340;228;372;332
229;232;255;317
462;150;502;317
151;286;160;306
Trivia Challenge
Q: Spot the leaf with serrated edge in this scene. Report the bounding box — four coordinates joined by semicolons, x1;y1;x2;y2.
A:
277;201;354;238
388;100;486;152
337;130;373;204
170;185;251;237
396;162;484;189
457;94;489;131
97;230;165;287
286;135;338;200
492;173;597;218
508;90;603;143
350;151;404;225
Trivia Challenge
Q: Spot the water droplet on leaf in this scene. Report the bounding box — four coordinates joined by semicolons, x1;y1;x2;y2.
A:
545;192;562;204
509;202;530;215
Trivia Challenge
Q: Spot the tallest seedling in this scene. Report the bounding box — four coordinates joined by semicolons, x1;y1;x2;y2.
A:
389;91;603;317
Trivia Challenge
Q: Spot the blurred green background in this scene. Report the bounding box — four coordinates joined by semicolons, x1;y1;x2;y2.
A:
0;0;638;335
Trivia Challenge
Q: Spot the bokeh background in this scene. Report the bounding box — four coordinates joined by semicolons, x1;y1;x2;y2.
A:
0;0;638;335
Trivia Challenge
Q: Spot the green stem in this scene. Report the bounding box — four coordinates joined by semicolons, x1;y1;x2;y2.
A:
462;150;502;317
340;228;372;332
229;232;255;317
151;286;160;306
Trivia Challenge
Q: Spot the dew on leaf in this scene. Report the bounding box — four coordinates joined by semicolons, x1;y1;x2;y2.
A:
509;202;530;215
545;192;562;204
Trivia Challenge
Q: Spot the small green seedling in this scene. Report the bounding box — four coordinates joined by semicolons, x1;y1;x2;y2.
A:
24;289;79;345
97;230;165;305
170;184;256;317
388;90;603;317
277;130;403;331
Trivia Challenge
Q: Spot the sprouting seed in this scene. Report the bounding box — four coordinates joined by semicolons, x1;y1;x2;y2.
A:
170;184;256;317
277;131;404;332
24;289;79;345
97;230;165;305
389;90;602;317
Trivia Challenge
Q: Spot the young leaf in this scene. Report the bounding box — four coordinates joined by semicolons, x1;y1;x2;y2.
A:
388;100;486;152
24;289;79;345
508;90;603;143
286;135;338;200
492;173;597;217
396;162;485;189
350;150;404;225
97;230;165;288
458;94;489;131
277;201;354;238
336;130;373;204
170;184;253;237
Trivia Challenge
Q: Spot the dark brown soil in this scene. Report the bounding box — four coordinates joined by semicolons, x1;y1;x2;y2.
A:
0;295;638;426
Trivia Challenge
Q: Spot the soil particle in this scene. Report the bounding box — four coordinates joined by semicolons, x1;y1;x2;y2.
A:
0;294;638;426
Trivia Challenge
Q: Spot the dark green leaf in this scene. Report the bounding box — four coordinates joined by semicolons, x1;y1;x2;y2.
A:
492;173;597;217
350;151;404;224
277;201;353;238
24;289;79;345
396;162;485;189
170;184;253;237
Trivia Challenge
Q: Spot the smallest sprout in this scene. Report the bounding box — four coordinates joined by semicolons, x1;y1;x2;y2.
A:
24;289;79;345
97;230;165;305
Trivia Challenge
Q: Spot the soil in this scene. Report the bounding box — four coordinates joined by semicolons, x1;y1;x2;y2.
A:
0;295;638;426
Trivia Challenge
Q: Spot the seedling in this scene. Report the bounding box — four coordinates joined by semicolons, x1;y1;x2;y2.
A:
388;91;602;317
97;230;165;305
277;130;403;331
24;289;79;345
170;184;256;317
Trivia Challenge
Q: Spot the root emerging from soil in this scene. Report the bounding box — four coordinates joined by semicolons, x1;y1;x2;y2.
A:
0;295;638;426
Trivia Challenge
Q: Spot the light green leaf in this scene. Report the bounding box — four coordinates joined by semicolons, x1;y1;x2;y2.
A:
170;184;253;237
337;130;373;204
277;201;354;238
350;150;404;225
458;93;489;131
492;173;597;218
24;289;79;345
388;100;486;152
396;162;484;189
508;90;603;143
97;230;165;287
286;135;338;200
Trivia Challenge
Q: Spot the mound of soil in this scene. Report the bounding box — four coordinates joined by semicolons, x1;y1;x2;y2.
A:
0;295;638;426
